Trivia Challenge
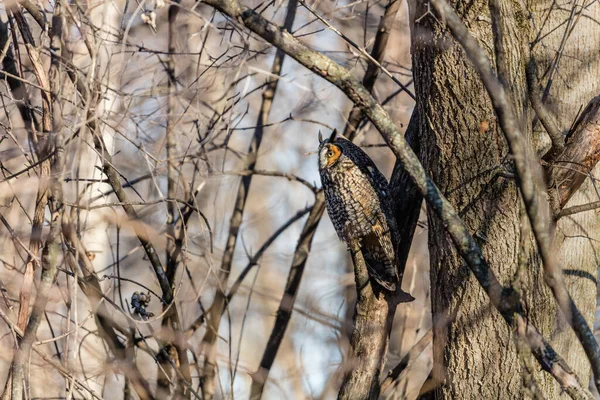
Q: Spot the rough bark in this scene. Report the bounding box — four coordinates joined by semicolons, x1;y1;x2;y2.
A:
410;0;600;396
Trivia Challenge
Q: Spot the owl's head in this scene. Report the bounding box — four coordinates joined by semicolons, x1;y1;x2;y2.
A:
318;129;345;170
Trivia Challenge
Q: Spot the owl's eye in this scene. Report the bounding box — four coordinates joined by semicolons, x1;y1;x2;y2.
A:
324;145;341;166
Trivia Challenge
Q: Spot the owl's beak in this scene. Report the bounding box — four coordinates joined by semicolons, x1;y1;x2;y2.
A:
318;130;323;144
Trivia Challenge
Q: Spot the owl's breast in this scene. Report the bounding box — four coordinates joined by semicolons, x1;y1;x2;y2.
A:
323;168;380;242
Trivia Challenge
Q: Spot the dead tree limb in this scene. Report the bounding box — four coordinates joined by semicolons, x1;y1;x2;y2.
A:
547;97;600;211
0;13;49;344
526;59;564;161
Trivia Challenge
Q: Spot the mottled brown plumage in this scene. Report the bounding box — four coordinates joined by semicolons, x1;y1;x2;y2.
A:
318;130;400;291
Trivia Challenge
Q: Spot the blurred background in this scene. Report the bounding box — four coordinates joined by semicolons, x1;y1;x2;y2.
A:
0;0;431;398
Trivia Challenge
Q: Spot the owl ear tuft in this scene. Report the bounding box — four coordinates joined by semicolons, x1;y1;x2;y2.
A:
318;130;323;144
329;129;338;142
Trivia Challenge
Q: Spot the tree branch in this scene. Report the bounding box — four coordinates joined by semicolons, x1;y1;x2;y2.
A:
526;59;565;161
548;96;600;211
0;14;49;349
8;6;61;397
558;200;600;219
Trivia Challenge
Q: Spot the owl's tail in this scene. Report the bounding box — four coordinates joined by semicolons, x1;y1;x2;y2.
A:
362;250;398;292
362;254;415;302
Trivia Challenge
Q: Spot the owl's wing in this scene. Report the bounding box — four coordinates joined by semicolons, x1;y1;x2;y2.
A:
355;183;400;291
370;217;397;265
362;164;402;260
362;229;398;291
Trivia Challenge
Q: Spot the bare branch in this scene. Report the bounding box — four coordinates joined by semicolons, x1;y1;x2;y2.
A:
0;17;49;344
558;200;600;219
548;96;600;210
526;59;565;161
8;6;62;397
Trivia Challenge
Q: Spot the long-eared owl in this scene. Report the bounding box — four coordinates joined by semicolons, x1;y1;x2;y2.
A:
318;130;401;291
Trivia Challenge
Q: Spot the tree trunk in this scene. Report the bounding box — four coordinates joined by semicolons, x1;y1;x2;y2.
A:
409;0;600;397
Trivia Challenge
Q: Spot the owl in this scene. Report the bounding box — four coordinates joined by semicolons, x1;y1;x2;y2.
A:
318;129;400;291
